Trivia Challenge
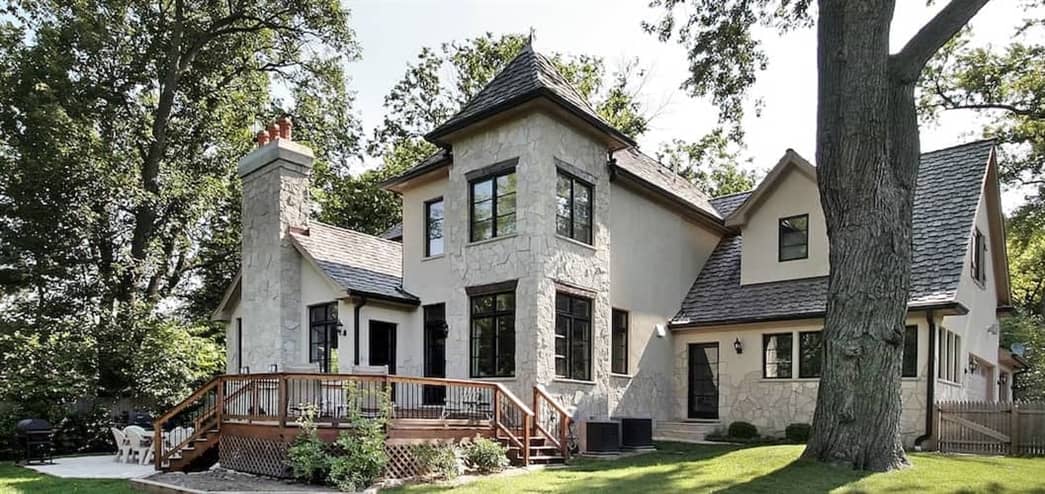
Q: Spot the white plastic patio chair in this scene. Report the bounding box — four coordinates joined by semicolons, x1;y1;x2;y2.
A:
166;426;186;449
124;427;153;465
110;427;129;462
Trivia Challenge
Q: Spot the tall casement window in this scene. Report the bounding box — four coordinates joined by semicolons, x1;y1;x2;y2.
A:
555;293;592;380
470;170;517;242
938;327;962;382
470;291;515;378
972;228;986;283
611;309;629;375
798;331;822;378
235;318;243;373
779;214;809;261
763;332;793;379
902;325;918;378
556;171;593;244
308;302;338;372
425;198;444;257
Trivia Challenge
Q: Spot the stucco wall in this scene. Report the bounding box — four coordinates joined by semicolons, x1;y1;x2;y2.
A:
608;184;721;420
938;188;1002;402
739;165;829;285
672;316;931;446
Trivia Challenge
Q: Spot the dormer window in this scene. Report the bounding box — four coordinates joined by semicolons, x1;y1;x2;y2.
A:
778;214;809;261
972;228;986;283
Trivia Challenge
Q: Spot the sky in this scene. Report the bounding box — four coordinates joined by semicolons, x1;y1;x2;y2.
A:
344;0;1026;201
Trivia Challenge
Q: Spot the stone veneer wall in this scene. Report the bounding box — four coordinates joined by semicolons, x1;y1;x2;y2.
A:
673;319;933;446
237;140;314;372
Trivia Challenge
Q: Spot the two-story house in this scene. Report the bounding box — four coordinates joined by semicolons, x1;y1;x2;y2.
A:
212;43;1020;448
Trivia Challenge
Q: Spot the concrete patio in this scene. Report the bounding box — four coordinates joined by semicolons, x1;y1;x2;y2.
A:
22;454;154;479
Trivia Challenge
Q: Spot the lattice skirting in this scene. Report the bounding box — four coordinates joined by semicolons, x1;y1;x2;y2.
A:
220;434;292;478
219;435;456;481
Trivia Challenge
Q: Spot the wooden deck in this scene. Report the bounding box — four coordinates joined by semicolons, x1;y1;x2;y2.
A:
153;373;572;475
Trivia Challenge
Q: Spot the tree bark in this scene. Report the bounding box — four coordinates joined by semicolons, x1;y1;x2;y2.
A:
804;0;988;471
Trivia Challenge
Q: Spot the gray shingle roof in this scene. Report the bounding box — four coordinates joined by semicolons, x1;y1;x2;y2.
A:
611;147;721;220
381;148;452;189
425;44;634;147
709;191;752;218
381;223;403;241
672;140;995;326
289;222;418;303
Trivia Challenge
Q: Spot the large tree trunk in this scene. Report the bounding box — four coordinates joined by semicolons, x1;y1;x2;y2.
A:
804;0;990;471
803;0;913;471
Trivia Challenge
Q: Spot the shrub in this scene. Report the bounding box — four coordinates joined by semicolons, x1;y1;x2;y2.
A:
287;405;331;484
727;421;758;439
416;443;461;480
327;384;390;491
463;437;509;474
785;423;812;443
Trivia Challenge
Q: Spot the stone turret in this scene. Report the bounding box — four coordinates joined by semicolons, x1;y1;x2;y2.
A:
238;117;314;372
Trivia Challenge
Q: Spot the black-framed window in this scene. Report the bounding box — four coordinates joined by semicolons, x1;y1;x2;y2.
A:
470;291;515;378
779;214;809;261
425;198;444;257
902;325;918;378
763;332;793;379
556;171;593;244
798;331;822;378
470;170;516;242
235;317;243;373
309;302;338;372
972;228;986;282
555;293;592;380
611;309;628;375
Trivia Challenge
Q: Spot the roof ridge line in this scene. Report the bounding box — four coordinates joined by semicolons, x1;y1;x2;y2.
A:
711;189;754;199
921;138;996;156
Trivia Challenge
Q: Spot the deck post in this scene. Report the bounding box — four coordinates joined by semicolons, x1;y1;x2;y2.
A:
523;414;531;465
153;424;162;469
493;388;501;436
215;377;225;432
278;374;288;431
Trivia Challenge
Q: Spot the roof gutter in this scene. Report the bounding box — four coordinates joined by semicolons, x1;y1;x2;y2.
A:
914;310;938;450
669;301;967;330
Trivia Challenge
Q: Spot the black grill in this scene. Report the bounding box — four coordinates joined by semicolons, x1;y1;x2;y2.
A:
14;418;54;464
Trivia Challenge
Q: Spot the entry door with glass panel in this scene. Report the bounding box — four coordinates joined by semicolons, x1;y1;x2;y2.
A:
423;304;447;405
688;343;720;419
368;321;397;374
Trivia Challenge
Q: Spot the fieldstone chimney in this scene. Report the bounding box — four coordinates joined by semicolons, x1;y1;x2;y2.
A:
238;117;314;372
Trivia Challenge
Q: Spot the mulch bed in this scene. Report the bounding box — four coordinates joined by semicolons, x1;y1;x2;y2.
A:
142;469;339;492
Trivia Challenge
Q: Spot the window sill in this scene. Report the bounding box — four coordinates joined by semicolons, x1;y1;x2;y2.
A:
421;254;445;262
553;378;596;386
471;376;516;382
610;373;633;379
555;234;596;251
466;234;517;248
937;378;962;387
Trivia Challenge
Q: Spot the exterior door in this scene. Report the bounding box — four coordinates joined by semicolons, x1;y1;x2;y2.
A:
688;343;719;419
368;321;396;374
423;304;447;405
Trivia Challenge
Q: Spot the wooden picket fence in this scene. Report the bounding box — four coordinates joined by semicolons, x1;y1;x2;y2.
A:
936;401;1045;456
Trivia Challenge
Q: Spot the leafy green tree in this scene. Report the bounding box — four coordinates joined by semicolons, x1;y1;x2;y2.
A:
656;130;758;197
1001;312;1045;401
647;0;992;470
0;0;360;405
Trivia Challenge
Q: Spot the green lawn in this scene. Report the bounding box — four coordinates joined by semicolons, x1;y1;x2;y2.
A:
390;442;1045;494
4;444;1045;493
0;463;135;494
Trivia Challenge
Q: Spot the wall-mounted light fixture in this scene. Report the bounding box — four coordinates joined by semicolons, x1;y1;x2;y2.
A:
967;356;979;374
337;321;346;337
734;337;743;355
239;366;250;374
998;373;1009;385
269;364;278;373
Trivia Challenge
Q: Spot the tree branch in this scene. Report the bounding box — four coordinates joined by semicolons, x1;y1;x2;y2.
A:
891;0;990;82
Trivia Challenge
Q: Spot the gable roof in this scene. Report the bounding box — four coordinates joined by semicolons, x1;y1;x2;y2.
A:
723;149;816;227
381;148;452;192
609;147;723;226
425;44;634;149
709;191;752;219
288;222;419;304
672;140;997;327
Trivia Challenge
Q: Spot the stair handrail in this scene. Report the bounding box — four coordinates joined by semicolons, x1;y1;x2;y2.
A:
533;385;572;460
153;376;223;469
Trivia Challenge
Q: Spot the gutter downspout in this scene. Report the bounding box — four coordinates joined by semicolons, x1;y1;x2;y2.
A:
354;295;367;366
914;310;937;450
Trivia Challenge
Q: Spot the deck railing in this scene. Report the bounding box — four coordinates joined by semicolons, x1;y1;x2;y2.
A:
533;385;572;459
154;373;547;469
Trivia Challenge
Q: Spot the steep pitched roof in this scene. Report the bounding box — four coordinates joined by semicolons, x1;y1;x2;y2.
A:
723;149;816;227
709;191;752;219
425;44;634;148
610;147;722;223
289;222;418;304
672;140;996;327
381;148;452;191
